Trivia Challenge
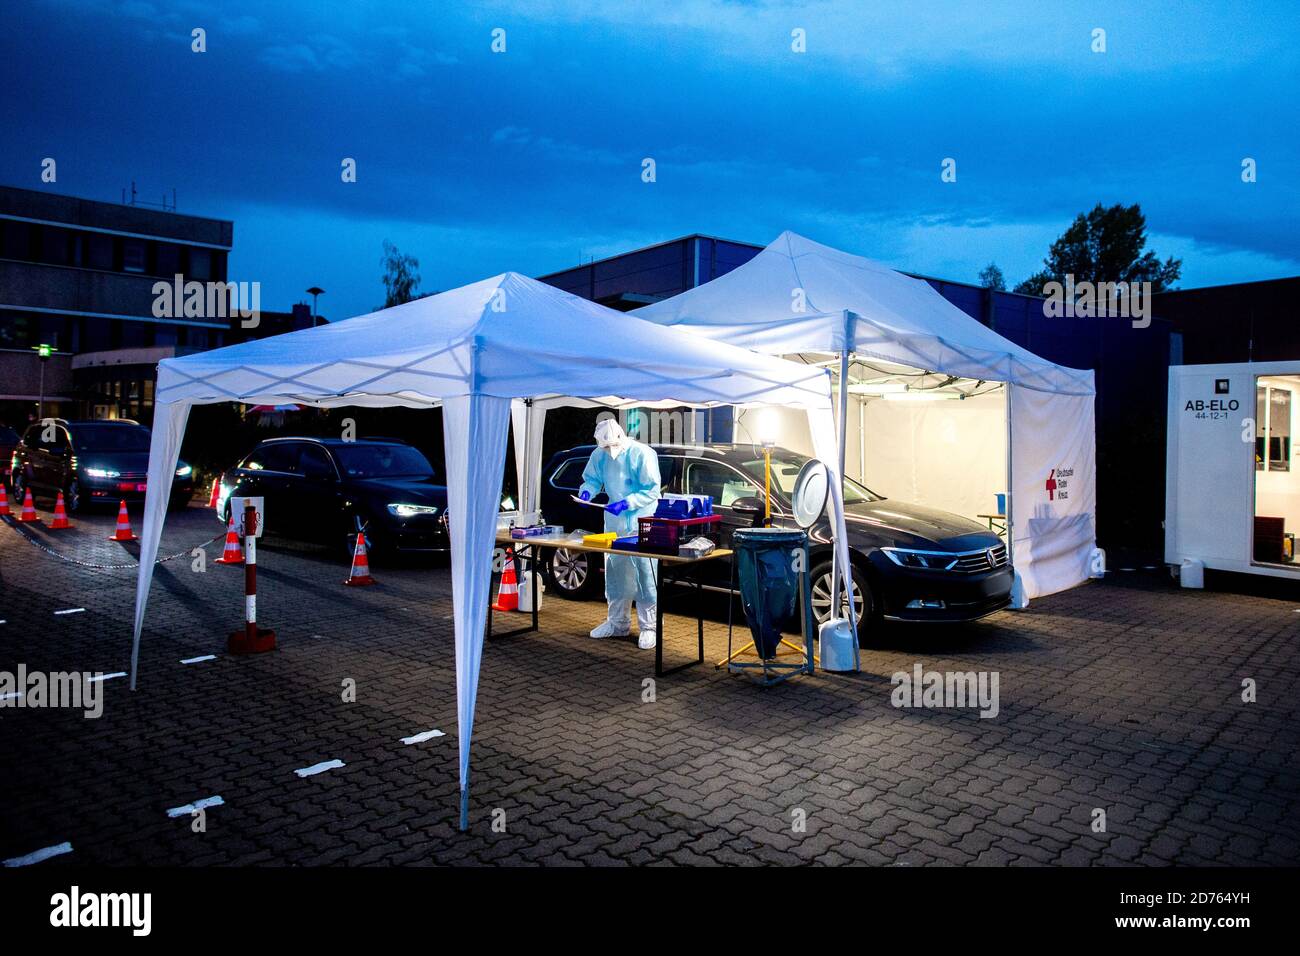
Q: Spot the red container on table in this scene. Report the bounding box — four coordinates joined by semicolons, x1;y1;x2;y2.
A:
636;515;722;555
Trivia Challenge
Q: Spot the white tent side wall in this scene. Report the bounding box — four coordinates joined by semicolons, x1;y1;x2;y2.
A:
442;392;512;829
1008;381;1097;599
859;391;1007;520
130;398;192;690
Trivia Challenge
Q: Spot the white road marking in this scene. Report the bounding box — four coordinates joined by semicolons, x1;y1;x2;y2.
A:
294;759;345;778
401;729;445;745
180;655;217;664
53;608;86;616
166;795;224;818
86;672;126;683
3;842;73;867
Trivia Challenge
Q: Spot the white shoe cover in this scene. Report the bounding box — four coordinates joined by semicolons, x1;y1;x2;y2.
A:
591;618;631;639
636;604;657;649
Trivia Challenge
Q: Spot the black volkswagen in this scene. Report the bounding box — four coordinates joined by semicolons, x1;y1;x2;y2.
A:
539;443;1013;627
215;437;448;556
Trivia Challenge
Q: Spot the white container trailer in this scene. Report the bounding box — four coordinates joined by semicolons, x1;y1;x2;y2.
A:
1166;361;1300;581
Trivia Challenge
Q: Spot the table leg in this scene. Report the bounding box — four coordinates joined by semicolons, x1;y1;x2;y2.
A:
488;542;542;641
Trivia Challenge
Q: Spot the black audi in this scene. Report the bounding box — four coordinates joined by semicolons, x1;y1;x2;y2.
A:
215;437;448;556
539;443;1013;626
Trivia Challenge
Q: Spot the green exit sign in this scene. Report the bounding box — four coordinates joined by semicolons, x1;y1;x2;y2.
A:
35;343;52;359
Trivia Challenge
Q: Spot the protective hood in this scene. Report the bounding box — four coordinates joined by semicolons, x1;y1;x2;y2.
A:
594;418;630;459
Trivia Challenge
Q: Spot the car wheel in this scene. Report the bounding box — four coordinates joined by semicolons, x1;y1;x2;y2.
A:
65;478;81;513
547;547;598;599
810;560;871;628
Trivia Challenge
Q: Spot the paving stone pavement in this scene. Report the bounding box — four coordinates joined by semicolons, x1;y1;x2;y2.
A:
1;503;1297;866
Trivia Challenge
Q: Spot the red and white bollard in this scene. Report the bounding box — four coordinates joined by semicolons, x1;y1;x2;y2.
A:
227;502;276;655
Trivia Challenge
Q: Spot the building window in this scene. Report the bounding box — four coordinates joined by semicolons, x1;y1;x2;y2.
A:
122;239;146;273
0;220;33;259
187;247;211;280
39;226;72;266
1256;384;1292;472
84;233;114;270
155;242;181;277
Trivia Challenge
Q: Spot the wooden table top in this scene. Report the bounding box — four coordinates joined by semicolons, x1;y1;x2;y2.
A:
495;531;732;565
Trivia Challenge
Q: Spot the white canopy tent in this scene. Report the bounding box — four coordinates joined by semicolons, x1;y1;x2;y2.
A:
636;232;1098;602
128;271;850;829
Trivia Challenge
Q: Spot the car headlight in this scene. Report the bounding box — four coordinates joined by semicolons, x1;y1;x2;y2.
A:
84;466;120;478
387;503;439;518
175;464;193;478
881;547;958;571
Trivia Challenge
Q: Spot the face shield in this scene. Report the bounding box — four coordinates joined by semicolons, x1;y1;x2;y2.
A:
594;418;629;460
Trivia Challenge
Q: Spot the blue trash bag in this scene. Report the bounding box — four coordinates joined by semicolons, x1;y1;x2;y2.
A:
733;528;807;660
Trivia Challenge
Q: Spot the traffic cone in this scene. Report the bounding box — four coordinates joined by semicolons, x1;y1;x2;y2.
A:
49;492;72;530
19;489;40;523
207;478;220;510
107;500;136;541
214;517;244;565
344;532;376;586
492;549;519;612
0;483;9;516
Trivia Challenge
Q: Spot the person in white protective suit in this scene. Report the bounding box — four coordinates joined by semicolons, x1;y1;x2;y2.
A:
578;418;661;648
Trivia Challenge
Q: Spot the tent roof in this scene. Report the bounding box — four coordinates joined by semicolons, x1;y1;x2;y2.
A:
636;231;1094;395
156;271;832;409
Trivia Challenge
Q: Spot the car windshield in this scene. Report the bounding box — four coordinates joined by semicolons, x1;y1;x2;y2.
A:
738;452;881;505
333;443;435;479
70;424;152;452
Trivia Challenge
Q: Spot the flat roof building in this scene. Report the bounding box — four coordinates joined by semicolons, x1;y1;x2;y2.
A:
0;185;316;427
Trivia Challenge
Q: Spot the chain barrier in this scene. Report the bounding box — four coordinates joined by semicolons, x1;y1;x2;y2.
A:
1;516;223;571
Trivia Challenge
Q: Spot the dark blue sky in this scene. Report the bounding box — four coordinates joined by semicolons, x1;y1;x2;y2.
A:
2;0;1296;321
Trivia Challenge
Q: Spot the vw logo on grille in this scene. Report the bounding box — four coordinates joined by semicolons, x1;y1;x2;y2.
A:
986;548;997;567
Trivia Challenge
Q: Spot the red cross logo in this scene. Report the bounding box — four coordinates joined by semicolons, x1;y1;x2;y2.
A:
1045;469;1057;501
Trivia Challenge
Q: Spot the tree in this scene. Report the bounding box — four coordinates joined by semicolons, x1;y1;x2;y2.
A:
1013;203;1181;296
978;262;1006;291
380;240;422;308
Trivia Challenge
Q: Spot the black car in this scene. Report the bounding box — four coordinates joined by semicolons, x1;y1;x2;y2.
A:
0;425;19;486
539;443;1013;626
216;437;449;555
10;419;195;512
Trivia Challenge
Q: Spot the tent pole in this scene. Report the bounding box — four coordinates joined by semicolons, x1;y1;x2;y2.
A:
831;347;850;614
1005;383;1017;601
459;781;469;831
522;397;532;514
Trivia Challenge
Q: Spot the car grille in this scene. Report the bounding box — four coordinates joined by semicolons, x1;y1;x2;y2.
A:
952;543;1009;573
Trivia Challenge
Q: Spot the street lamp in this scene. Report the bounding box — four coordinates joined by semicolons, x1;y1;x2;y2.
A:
306;287;325;328
33;343;52;420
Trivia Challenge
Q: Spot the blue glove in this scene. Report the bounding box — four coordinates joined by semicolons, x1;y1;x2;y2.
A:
578;490;591;502
605;499;629;516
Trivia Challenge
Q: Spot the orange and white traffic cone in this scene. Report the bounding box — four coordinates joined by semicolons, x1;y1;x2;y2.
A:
108;499;136;541
214;517;244;565
0;483;10;516
343;532;376;586
19;489;40;523
49;491;72;530
492;549;519;612
207;478;221;510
